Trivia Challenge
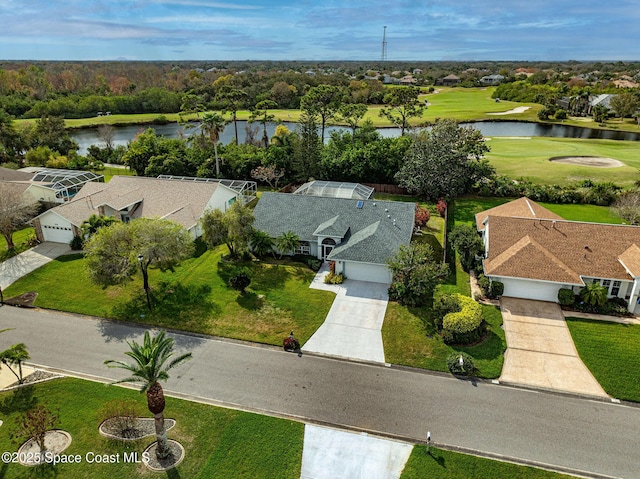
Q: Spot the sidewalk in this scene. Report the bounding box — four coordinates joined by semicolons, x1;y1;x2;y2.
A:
0;242;70;290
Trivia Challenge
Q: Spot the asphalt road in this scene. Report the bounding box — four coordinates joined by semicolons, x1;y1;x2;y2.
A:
1;306;639;479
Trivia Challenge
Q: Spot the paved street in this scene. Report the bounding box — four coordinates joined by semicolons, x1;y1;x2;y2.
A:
1;306;639;478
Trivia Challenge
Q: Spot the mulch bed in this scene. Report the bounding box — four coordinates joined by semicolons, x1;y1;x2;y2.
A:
99;417;175;441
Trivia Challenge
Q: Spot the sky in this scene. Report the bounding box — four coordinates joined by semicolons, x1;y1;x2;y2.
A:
0;0;638;61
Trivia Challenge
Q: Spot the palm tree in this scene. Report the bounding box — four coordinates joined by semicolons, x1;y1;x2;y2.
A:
104;330;192;459
201;112;229;177
580;282;608;307
250;230;275;258
0;343;29;384
275;230;300;259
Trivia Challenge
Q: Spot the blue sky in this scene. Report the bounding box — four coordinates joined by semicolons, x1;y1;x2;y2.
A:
0;0;637;61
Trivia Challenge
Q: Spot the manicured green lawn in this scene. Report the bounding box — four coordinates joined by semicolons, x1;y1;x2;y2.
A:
0;377;303;478
0;227;36;262
3;247;334;346
566;318;640;402
485;137;640;187
400;447;572;479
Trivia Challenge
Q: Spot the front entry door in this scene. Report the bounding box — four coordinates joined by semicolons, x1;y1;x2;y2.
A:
321;238;336;259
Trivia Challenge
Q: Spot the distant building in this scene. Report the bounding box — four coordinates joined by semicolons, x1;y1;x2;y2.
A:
436;74;460;86
480;74;505;86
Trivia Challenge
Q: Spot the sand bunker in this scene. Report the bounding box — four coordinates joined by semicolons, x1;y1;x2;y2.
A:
487;106;531;115
549;156;625;168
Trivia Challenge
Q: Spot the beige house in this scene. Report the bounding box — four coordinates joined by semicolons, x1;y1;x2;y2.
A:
477;198;640;313
32;175;240;244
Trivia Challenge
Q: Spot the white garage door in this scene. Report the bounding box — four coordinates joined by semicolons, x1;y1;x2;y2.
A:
502;277;560;302
343;262;391;284
42;224;74;244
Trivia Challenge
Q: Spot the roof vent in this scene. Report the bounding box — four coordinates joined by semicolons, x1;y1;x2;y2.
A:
387;214;391;218
385;208;388;212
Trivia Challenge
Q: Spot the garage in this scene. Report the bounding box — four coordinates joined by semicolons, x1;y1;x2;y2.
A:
36;212;76;244
342;261;391;284
41;224;74;243
500;277;562;302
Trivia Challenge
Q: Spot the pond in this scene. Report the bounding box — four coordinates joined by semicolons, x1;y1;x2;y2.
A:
70;120;640;155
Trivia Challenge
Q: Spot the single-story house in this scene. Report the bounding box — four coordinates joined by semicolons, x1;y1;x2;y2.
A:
32;175;240;244
253;192;415;284
0;167;104;203
477;198;640;314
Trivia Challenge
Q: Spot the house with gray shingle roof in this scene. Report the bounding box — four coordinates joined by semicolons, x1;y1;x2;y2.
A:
31;175;240;244
479;198;640;313
253;192;415;283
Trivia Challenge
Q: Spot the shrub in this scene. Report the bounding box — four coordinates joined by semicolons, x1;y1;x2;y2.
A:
446;351;475;376
99;399;142;439
229;273;251;294
306;258;322;271
415;205;430;228
439;293;485;345
69;235;84;251
477;275;504;299
324;272;345;284
558;288;575;306
436;198;447;218
449;225;484;272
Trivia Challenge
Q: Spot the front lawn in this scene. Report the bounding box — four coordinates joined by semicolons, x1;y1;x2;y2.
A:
565;318;640;402
0;377;303;478
400;447;572;479
0;227;36;262
3;247;334;346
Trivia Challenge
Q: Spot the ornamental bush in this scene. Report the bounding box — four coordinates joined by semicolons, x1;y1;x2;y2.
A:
477;274;503;299
439;293;485;345
557;288;575;306
446;351;475;376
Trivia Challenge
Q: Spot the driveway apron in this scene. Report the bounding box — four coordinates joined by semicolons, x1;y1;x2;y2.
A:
305;266;389;363
499;297;607;397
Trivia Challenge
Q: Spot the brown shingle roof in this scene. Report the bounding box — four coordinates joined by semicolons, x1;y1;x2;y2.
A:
41;176;225;229
484;216;640;283
619;244;640;278
475;197;563;231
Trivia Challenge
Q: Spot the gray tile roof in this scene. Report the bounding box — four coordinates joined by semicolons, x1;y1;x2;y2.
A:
254;193;414;265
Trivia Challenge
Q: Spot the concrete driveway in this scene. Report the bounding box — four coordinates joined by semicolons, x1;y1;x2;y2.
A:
0;242;71;290
304;270;389;363
499;297;607;397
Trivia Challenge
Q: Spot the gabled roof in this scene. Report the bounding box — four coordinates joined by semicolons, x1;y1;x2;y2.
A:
619;244;640;278
35;176;233;230
253;193;414;265
484;215;640;284
475;197;563;231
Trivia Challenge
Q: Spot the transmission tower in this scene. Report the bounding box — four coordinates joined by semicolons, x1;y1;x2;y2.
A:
381;26;387;62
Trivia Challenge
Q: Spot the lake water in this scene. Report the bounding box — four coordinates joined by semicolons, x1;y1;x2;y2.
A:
70;120;640;155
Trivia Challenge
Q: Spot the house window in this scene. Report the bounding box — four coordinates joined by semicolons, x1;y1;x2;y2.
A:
295;241;310;255
612;281;621;296
602;279;611;290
